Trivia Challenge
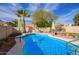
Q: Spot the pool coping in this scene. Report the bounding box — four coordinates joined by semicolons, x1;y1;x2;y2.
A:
45;33;79;46
7;35;25;55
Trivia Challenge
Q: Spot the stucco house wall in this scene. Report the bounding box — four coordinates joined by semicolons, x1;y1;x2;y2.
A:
0;25;18;40
0;20;5;26
65;26;79;33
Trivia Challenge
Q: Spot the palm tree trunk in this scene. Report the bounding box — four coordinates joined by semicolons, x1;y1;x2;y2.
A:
23;17;26;33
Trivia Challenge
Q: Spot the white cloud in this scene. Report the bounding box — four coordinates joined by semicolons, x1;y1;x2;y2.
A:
0;9;17;21
0;4;20;21
0;6;16;14
56;8;79;24
44;4;59;12
60;8;79;17
27;3;59;13
27;3;40;13
11;3;23;9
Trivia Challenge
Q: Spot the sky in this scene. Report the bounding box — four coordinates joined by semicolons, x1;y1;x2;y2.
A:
0;3;79;24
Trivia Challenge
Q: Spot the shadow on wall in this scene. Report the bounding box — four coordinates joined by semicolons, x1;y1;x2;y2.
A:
0;25;20;40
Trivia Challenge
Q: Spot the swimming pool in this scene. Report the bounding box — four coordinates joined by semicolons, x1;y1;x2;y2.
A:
22;33;79;55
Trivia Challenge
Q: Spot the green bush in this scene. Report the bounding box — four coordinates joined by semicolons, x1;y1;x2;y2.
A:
35;20;51;27
6;19;18;27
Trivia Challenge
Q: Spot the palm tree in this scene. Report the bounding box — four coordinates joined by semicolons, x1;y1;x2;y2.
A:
16;10;28;33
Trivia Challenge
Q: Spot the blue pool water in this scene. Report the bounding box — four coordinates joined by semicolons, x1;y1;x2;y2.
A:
22;33;79;55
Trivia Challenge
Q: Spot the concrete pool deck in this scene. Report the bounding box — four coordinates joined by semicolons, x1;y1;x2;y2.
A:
7;36;25;55
47;33;79;46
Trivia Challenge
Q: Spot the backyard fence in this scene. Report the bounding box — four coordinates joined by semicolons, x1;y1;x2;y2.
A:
65;26;79;33
0;25;21;55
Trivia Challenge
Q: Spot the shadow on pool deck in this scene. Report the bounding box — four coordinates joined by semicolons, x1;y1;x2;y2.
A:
7;37;24;55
